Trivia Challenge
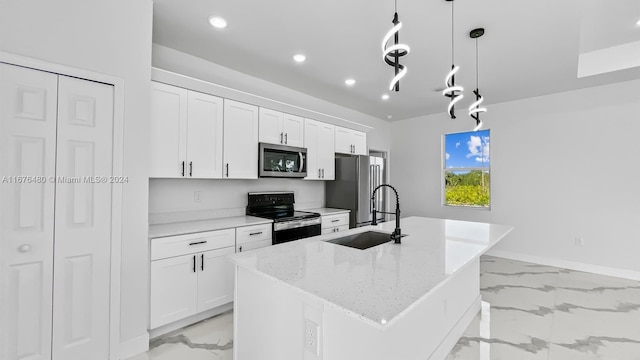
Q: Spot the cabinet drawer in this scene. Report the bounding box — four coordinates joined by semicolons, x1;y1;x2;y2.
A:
151;229;235;261
236;239;272;253
321;225;349;235
321;213;349;229
236;223;272;245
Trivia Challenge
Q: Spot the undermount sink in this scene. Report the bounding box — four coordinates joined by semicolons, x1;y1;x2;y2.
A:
326;231;404;250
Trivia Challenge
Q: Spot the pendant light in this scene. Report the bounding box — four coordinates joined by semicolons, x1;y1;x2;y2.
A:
382;0;410;91
442;0;463;119
468;28;487;131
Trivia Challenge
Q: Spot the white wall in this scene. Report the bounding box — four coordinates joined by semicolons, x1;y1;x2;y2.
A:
0;0;153;354
149;179;325;218
390;79;640;274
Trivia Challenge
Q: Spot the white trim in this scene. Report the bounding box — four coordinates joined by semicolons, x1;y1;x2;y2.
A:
148;303;234;339
0;51;126;359
118;333;150;360
487;249;640;281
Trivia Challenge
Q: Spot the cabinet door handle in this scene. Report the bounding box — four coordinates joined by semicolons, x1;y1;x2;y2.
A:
189;241;207;246
280;132;284;144
182;161;185;177
321;169;324;178
189;162;193;177
226;163;229;177
192;255;196;273
201;254;204;271
249;232;263;236
318;169;321;178
331;219;340;223
285;133;288;144
239;246;243;252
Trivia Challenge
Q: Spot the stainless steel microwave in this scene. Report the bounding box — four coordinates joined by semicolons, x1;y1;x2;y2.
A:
259;143;307;178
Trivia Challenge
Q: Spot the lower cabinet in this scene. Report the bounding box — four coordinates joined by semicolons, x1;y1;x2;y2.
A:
321;212;350;234
150;229;236;329
150;223;273;329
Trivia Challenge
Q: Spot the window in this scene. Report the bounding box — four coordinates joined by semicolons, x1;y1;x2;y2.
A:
443;130;490;208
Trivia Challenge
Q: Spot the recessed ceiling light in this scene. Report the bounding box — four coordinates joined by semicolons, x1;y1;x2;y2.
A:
345;78;356;86
209;16;227;29
293;54;306;63
636;18;640;26
381;94;390;100
387;115;393;119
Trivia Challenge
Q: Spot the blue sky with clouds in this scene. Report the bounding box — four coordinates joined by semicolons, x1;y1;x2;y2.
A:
445;130;490;168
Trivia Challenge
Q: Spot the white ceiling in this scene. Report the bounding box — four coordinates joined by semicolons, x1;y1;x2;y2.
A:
152;0;640;121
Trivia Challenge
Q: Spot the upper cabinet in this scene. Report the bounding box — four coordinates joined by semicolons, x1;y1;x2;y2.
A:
305;118;335;180
150;82;223;178
335;126;367;155
259;107;304;147
223;99;259;179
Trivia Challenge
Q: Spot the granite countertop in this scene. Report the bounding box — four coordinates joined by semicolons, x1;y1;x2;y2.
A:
303;208;351;216
149;216;272;239
228;216;513;328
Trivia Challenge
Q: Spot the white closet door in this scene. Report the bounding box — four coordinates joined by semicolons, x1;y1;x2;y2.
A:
186;91;223;178
52;76;113;360
0;63;57;360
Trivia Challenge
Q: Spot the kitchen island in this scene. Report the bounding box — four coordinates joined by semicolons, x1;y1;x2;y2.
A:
228;216;513;360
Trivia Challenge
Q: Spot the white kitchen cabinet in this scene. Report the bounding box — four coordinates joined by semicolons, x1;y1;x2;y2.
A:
305;118;335;180
150;229;236;329
197;247;236;311
259;107;304;147
150;82;224;178
1;63;115;360
223;99;259;179
335;126;367;155
321;213;350;234
235;223;272;253
149;254;199;329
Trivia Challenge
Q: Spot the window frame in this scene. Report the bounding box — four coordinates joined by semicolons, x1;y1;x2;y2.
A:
441;130;492;210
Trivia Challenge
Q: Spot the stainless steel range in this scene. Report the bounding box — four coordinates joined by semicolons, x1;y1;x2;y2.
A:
246;192;321;245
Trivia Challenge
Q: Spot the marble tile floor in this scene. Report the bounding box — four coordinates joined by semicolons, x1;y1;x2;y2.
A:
129;256;640;360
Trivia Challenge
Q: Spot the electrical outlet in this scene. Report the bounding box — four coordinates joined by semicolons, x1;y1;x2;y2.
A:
574;237;584;246
305;319;319;355
194;191;202;203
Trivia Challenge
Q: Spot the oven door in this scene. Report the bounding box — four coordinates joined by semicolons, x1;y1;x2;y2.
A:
273;218;321;244
259;143;307;178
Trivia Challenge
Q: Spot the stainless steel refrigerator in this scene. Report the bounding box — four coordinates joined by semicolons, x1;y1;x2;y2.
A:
325;155;386;228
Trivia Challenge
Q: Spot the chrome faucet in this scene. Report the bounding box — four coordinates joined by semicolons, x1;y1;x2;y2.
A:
371;184;402;244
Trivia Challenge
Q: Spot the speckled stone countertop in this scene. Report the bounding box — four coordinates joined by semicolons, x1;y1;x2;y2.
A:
229;216;513;328
149;216;272;239
302;208;350;216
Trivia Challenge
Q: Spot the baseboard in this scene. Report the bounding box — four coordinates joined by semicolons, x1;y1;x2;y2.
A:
118;332;150;360
428;295;481;360
487;249;640;281
149;302;234;339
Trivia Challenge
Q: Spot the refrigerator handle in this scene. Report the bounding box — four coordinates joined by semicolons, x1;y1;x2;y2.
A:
369;165;375;212
375;165;382;215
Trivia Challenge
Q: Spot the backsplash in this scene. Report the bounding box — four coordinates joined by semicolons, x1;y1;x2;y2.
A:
149;178;325;224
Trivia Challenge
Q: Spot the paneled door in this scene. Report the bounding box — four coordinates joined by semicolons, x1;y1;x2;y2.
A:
0;62;58;360
52;75;113;360
0;63;114;360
